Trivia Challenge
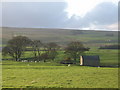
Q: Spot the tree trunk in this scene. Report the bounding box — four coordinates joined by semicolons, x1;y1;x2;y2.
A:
73;52;77;61
15;56;18;61
44;59;46;62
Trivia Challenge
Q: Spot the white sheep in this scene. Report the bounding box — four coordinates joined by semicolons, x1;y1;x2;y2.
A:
68;64;71;67
24;60;28;62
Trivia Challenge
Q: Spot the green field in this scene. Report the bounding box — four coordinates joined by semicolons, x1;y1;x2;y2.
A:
1;27;119;89
2;60;118;88
2;48;119;66
2;48;119;88
2;49;119;88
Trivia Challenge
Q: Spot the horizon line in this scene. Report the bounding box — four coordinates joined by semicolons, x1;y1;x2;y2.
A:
1;26;118;31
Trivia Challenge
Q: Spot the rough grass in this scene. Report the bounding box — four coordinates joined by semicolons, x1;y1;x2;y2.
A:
2;27;118;46
2;60;118;88
2;27;119;88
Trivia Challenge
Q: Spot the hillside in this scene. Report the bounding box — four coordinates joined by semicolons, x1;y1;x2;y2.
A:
2;27;118;47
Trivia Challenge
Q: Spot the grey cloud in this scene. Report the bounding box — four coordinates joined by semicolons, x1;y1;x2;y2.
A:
0;3;2;26
61;2;118;29
118;2;120;22
118;2;120;30
2;2;68;28
84;2;118;25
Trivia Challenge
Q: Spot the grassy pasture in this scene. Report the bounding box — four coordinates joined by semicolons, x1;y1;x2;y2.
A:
1;27;119;88
2;60;118;88
2;48;119;66
2;49;119;88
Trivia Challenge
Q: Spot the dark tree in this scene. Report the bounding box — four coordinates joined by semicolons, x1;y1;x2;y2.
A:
64;41;89;61
44;42;60;61
30;40;43;61
2;36;31;61
40;52;49;62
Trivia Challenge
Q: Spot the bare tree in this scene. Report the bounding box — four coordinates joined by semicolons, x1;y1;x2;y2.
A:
40;52;49;62
65;41;89;61
30;40;43;61
44;42;60;61
2;36;31;61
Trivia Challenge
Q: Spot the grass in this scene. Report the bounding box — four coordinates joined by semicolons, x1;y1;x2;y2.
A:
2;48;118;88
2;60;118;88
1;27;119;88
2;48;119;66
85;48;119;66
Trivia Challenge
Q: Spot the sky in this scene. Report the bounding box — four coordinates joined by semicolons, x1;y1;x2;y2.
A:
1;0;119;31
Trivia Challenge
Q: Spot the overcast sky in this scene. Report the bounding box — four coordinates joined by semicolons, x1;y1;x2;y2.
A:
1;0;119;31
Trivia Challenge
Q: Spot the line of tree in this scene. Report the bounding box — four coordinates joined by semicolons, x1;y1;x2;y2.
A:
2;36;90;63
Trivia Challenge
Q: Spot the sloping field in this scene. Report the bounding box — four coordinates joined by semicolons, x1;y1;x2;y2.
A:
2;27;118;46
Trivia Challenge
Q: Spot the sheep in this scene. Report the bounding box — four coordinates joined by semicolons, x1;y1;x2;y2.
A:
24;60;28;62
68;64;71;67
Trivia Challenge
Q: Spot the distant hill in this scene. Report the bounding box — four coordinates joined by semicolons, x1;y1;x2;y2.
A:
1;27;118;47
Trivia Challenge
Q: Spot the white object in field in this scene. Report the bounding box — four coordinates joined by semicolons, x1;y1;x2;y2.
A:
68;64;71;67
25;60;28;62
98;66;100;68
22;60;28;62
21;60;28;62
80;56;83;65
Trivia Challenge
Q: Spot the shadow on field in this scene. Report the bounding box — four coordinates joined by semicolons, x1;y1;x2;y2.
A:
99;65;119;68
82;65;119;68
